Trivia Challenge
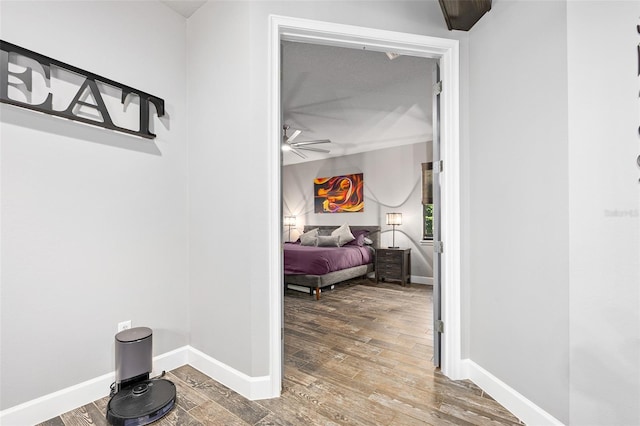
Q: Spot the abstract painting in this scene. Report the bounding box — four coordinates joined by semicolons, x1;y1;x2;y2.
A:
314;173;364;213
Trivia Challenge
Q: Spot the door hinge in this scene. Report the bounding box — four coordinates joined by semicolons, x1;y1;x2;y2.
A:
433;160;444;173
436;320;444;333
433;80;442;95
434;241;444;253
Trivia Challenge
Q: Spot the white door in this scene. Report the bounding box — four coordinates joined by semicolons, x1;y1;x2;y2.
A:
432;61;442;368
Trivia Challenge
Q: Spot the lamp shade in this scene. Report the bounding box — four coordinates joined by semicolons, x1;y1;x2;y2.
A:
386;212;402;226
283;216;296;226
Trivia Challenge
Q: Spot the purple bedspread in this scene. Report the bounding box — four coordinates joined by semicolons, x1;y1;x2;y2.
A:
283;243;373;275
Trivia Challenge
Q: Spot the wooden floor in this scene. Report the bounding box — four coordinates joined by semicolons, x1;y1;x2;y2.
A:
40;278;523;425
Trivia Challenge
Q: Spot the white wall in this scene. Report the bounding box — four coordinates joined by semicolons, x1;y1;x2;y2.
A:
186;0;260;375
0;1;189;410
283;143;433;279
187;0;468;378
468;1;640;423
567;2;640;424
468;0;570;422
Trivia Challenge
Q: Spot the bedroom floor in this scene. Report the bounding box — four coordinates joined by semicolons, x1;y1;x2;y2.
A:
39;278;523;426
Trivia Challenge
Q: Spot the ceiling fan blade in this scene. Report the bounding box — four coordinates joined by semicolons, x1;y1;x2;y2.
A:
287;129;302;143
291;139;331;147
289;147;307;159
298;146;330;153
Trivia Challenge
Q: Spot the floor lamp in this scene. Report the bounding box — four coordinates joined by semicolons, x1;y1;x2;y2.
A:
386;212;402;249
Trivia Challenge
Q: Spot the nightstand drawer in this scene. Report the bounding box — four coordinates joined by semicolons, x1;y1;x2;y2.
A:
377;250;403;261
377;262;401;272
377;256;400;265
377;263;401;273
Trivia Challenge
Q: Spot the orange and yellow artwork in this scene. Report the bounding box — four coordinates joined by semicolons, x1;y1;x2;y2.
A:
314;173;364;213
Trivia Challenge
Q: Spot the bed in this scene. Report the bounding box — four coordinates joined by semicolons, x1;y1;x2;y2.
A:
284;225;380;300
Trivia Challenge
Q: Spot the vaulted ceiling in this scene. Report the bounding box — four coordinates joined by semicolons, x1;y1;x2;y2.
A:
282;41;435;165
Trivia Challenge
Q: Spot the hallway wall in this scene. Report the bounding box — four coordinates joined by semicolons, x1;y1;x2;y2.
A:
567;2;640;424
0;0;189;410
468;1;570;422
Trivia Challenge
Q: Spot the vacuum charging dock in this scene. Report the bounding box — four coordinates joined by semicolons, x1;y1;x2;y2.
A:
106;327;176;426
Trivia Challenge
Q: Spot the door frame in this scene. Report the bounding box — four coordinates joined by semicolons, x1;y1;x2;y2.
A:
267;15;462;396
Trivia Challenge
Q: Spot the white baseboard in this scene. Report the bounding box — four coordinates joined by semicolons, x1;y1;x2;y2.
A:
188;346;274;400
151;345;190;378
410;275;433;285
0;346;189;426
1;348;564;426
464;359;565;426
0;345;274;425
0;370;115;426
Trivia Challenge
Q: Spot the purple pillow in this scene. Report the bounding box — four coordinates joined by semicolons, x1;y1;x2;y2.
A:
345;230;369;246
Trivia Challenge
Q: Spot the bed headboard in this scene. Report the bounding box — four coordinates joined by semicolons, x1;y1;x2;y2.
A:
303;225;381;248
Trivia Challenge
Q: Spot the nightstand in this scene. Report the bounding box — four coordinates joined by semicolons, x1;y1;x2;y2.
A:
375;248;411;285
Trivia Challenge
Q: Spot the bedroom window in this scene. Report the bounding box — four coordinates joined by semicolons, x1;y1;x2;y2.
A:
422;162;434;240
424;204;434;240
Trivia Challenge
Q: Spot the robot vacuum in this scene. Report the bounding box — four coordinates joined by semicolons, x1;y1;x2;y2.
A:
106;327;176;426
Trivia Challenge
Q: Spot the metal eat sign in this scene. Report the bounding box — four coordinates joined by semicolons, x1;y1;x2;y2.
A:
0;40;165;139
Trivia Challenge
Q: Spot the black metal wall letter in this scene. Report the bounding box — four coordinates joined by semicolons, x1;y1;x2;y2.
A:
0;40;165;139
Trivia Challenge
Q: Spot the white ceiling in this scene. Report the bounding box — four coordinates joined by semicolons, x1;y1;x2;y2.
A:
160;0;206;18
282;41;435;165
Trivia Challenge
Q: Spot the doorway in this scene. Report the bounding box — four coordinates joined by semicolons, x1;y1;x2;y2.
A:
267;16;462;397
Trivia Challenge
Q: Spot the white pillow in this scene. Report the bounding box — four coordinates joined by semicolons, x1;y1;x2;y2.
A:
300;228;319;246
331;224;355;246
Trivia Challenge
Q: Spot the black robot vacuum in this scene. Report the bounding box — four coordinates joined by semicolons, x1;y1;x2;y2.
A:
106;327;176;426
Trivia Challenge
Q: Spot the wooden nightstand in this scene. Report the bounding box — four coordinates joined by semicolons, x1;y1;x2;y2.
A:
375;248;411;285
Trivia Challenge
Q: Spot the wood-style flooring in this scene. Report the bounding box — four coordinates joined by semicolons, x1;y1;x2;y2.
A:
39;278;523;425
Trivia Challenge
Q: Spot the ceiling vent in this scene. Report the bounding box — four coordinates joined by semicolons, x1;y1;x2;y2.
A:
438;0;492;31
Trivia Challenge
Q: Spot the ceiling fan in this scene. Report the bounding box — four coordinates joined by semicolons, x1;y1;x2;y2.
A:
282;125;331;159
